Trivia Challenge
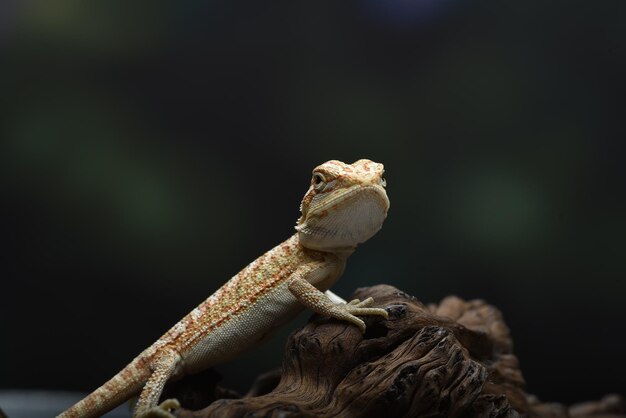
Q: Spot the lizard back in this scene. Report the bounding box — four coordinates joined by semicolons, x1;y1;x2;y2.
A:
156;234;335;374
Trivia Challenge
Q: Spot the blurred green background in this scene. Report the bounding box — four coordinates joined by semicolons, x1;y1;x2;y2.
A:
2;0;625;407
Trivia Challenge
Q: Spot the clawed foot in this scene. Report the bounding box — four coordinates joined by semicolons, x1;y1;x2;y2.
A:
332;297;388;333
135;399;180;418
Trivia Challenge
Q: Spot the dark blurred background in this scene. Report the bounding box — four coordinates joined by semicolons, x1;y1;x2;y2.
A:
2;0;625;410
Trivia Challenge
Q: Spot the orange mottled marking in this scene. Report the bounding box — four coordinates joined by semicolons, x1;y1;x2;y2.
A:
162;235;320;353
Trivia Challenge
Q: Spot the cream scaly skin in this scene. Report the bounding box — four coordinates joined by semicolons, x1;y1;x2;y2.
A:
58;159;390;418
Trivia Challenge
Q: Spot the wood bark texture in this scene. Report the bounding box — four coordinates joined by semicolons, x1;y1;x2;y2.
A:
167;285;624;418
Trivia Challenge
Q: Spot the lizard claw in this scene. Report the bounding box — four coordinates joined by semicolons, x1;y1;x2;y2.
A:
135;398;180;418
332;298;388;333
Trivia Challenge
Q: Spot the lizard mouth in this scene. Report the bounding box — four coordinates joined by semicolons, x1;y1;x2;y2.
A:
314;184;389;215
296;184;389;251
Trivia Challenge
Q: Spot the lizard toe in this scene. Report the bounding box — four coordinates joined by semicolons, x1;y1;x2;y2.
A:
347;315;366;334
346;297;375;307
347;306;389;319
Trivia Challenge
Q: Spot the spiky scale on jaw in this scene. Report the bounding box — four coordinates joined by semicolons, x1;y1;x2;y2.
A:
58;159;390;418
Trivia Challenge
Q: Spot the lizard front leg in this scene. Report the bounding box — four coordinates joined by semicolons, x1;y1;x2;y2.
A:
134;350;181;418
289;277;388;333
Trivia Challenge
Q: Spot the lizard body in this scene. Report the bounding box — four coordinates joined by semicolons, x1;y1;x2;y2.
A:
58;159;390;418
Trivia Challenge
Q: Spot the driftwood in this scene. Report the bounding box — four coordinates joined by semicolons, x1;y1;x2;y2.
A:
164;285;624;418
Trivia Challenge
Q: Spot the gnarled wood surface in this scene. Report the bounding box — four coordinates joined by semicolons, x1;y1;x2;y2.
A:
167;285;624;418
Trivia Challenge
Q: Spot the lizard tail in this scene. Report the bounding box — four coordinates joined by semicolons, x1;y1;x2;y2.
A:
57;357;150;418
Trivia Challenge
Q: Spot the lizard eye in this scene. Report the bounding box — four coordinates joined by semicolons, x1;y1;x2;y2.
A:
312;173;326;191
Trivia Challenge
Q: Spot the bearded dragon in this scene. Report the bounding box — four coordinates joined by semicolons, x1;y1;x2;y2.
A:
58;159;390;418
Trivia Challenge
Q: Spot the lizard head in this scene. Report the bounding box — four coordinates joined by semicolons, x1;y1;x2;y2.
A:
296;159;390;251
